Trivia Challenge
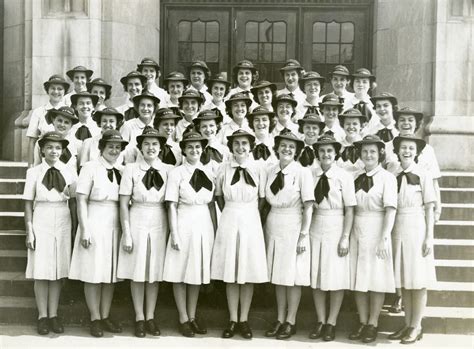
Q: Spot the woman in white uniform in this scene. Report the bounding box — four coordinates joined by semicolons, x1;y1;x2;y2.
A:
297;113;325;168
212;129;268;339
246;106;277;165
162;132;217;337
153;107;183;166
69;130;128;337
264;129;314;340
24;131;77;335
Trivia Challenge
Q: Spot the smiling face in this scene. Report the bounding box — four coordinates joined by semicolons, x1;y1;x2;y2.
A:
157;119;176;138
140;137;161;161
231;101;248;123
330;75;350;95
283;70;299;90
232;136;251;159
211;82;227;102
141;66;157;82
100;115;117;132
353;77;370;97
321;105;339;128
168;81;185;101
303;80;321;99
257;87;273;106
199;119;218;140
237;69;253;89
137;97;155;123
41;140;63;163
276;102;294;125
126;77;144;98
253;114;270;133
396;114;417;136
52;115;73;136
277;139;297;162
182;98;200;119
343;117;362;138
47;83;66;104
360;143;380;170
375;99;394;125
397;140;417;166
318;144;336;169
90;85;107;104
190;68;206;89
75;97;94;119
101;141;123;163
303;124;321;143
183;140;203;163
73;72;88;91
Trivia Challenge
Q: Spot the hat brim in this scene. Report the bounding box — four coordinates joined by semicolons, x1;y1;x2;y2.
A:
299;77;326;90
137;63;160;72
132;94;161;106
394;110;423;122
338;113;368;124
250;83;277;95
43;81;70;92
66;69;93;80
279;66;303;72
354;139;385;149
313;140;342;153
120;74;148;87
178;94;204;104
225;97;252;109
319;101;343;109
164;77;189;85
371;96;398;107
351;74;376;82
179;137;209;149
193;114;224;126
92;110;124;125
86;81;112;92
226;132;256;143
233;66;257;74
274;134;305;149
297;118;326;129
38;137;69;149
273;98;298;110
136;133;167;145
392;136;426;154
70;93;100;107
98;138;129;150
46;110;79;125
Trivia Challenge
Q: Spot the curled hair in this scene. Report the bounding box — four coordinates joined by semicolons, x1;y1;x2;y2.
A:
313;143;341;161
87;85;112;101
226;102;250;121
195;118;222;136
232;69;258;86
95;112;123;130
248;113;277;133
357;143;386;164
226;136;256;154
178;97;203;110
394;116;423;133
153;117;176;130
392;140;422;164
274;100;297;120
98;140;127;154
208;80;231;99
163;80;188;93
273;139;304;161
298;122;324;136
136;136;167;152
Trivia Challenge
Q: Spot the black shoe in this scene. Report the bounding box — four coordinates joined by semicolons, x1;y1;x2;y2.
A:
189;318;207;334
401;327;423;344
145;319;160;336
49;317;64;334
308;322;323;339
348;323;366;340
239;321;253;339
276;322;296;340
388;326;409;340
222;321;237;338
362;324;378;343
265;320;282;337
102;318;122;333
322;324;336;341
90;319;103;337
37;317;49;335
389;296;403;313
179;321;195;337
134;320;146;338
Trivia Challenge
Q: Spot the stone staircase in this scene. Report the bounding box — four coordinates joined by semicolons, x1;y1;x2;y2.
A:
0;161;473;334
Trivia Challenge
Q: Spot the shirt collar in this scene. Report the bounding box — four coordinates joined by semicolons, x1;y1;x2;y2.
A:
314;164;335;178
230;156;250;169
366;164;382;176
41;158;65;171
280;160;298;175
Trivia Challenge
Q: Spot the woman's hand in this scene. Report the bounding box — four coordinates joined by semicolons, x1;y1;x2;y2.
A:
80;231;92;249
422;237;433;257
296;232;307;254
122;233;133;253
25;228;35;250
434;205;442;223
170;232;181;251
376;237;389;259
338;236;349;257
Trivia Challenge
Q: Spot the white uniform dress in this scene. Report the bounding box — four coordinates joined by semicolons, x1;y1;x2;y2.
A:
69;157;123;284
33;133;81;174
392;163;437;289
211;158;268;284
336;138;365;179
201;139;231;177
23;160;77;280
265;161;314;286
79;134;126;167
217;119;253;145
252;136;278;167
117;158;173;282
350;164;397;293
309;165;356;290
26;102;64;139
162;162;215;285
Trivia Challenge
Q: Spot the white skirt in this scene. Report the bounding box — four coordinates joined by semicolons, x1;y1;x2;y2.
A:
162;204;214;285
309;209;350;290
265;207;310;286
117;203;168;282
350;210;395;293
69;201;121;284
26;202;71;280
211;201;268;284
392;207;436;289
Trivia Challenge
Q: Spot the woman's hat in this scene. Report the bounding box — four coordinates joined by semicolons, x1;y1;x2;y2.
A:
353;134;385;149
120;71;148;88
328;65;350;78
351;68;376;83
250;80;277;95
226;129;255;143
338;108;368;125
66;65;93;80
179;131;209;149
392;135;426;154
206;73;231;88
393;107;424;123
178;89;204;104
38;131;70;149
279;59;304;72
371;92;398;108
155;108;182;121
273;94;298;109
299;71;326;90
225;92;253;109
297;113;325;130
319;93;343;109
313;134;342;153
92;107;124;125
136;57;160;72
248;106;275;119
189;61;210;76
98;129;129;149
86;77;112;94
45;106;79;125
70;91;99;107
193;109;223;126
43;74;70;92
136;127;167;147
163;71;189;86
233;60;257;74
132;91;161;107
274;128;305;149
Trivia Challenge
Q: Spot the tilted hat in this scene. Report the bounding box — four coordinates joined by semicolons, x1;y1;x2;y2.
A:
86;77;112;94
179;131;209;149
70;91;99;107
299;71;326;90
351;68;376;82
189;61;210;76
225;92;253;109
319;93;344;109
119;71;148;87
248;106;275;118
371;92;398;108
226;129;256;143
297;112;326;129
313;134;342;153
136;127;167;146
132;91;160;107
338;108;368;125
92;107;124;125
178;89;204;104
329;65;350;77
45;106;79;125
163;71;189;86
393;107;423;123
250;80;277;95
233;60;257;74
38;131;70;149
273;94;298;109
98;129;129;149
274;128;305;149
43;74;70;92
66;65;93;80
353;134;385;149
155;107;182;121
279;59;303;72
137;57;160;72
392;135;426;154
206;73;231;88
193;109;224;126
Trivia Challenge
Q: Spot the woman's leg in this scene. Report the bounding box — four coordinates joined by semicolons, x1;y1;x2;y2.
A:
47;280;62;318
226;283;240;322
131;281;145;321
239;284;254;322
312;289;327;323
354;291;369;324
275;285;287;323
145;282;159;321
410;289;427;329
327;290;345;326
402;288;413;327
84;283;101;321
172;283;188;323
367;292;385;327
34;280;49;319
186;284;201;320
286;286;302;325
100;283;115;319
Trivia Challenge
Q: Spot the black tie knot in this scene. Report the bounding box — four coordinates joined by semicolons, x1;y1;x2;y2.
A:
231;166;256;187
270;171;285;195
142;167;164;191
189;168;213;192
355;173;374;193
396;171;420;192
42;167;66;193
159;144;177;165
107;168;121;184
314;172;330;204
252;143;271;161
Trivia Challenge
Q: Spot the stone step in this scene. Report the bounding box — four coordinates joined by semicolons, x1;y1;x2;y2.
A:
0;162;28;179
434;239;474;260
0;212;24;230
435;221;474;239
441;188;474;204
440;203;474;221
0;231;26;250
0;295;472;334
0;195;23;212
439;172;474;189
0;250;27;272
0;179;25;195
435;259;474;282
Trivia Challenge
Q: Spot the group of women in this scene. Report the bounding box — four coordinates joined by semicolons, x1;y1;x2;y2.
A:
23;57;441;344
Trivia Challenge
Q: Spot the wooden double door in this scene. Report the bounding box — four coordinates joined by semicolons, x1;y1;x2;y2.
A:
162;2;372;90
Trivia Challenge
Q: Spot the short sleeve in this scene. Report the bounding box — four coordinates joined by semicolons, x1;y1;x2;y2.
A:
33;142;42;166
76;162;95;196
119;121;132;143
23;168;37;201
258;166;266;198
66;170;78;199
214;165;226;196
119;164;134;196
421;171;436;204
26;109;41;138
421;146;441;179
79;139;91;166
165;168;180;202
340;171;357;207
300;167;315;203
382;171;397;208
